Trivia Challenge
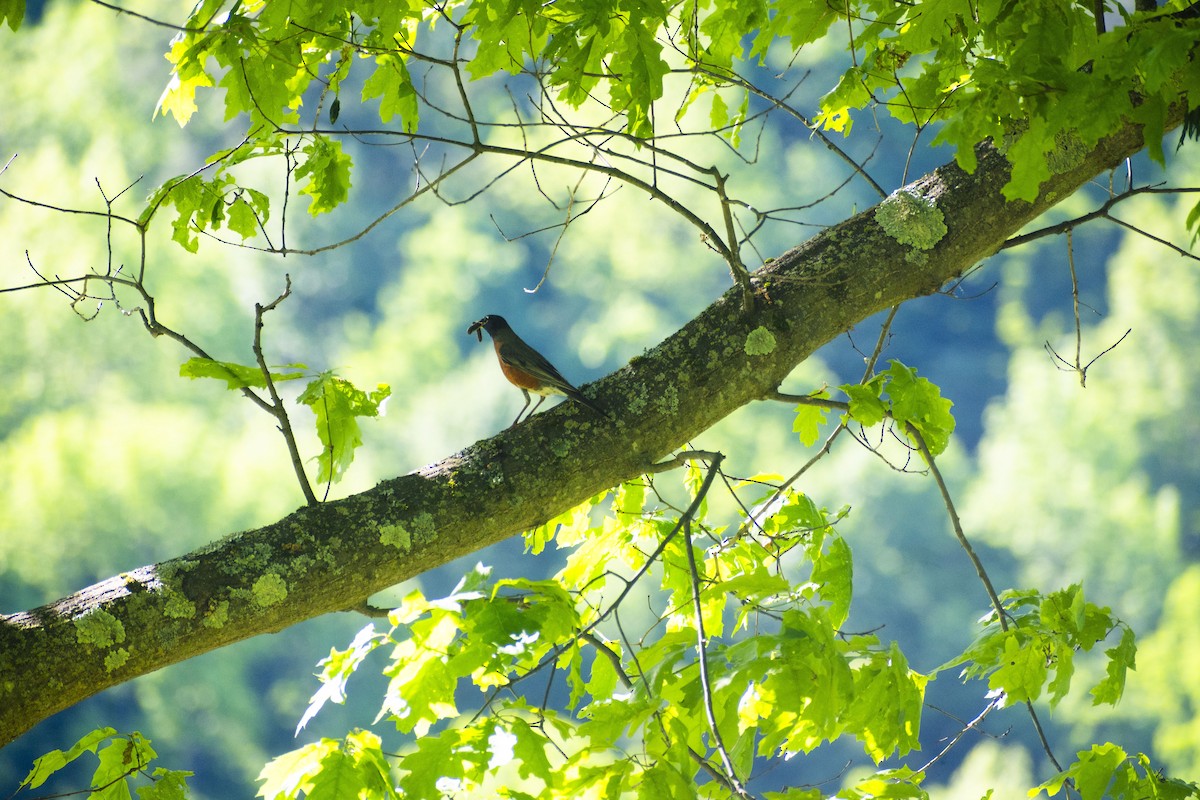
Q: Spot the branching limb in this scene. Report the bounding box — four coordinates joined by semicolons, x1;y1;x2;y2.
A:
0;179;336;504
688;65;888;199
252;276;318;506
1041;229;1132;386
1045;328;1131;386
711;168;755;311
1000;184;1200;250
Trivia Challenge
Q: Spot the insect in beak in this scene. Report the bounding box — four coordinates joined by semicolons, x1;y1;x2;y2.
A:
466;319;485;342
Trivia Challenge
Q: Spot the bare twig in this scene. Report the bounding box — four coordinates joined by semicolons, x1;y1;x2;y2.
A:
87;0;210;32
906;425;1007;630
1025;699;1066;775
1045;328;1132;386
1000;185;1200;250
917;696;1002;774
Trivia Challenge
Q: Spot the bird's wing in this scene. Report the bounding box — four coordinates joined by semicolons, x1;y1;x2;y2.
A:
498;338;574;390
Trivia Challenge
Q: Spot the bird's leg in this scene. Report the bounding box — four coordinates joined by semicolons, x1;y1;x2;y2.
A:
511;389;533;428
528;395;547;419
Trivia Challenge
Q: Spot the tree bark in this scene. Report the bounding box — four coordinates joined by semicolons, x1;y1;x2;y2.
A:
0;114;1179;746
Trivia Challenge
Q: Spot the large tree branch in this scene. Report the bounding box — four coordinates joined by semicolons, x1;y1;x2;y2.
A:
0;111;1180;746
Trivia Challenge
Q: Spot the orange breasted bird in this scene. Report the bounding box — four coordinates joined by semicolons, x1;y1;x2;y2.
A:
468;314;606;428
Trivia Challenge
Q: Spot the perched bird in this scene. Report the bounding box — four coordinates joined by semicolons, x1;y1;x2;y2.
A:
468;314;606;428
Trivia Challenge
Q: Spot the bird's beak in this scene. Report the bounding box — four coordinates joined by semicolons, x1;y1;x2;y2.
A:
467;319;485;342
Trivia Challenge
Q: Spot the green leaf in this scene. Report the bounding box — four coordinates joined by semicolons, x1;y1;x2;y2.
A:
525;489;606;554
258;739;339;800
843;645;926;763
136;768;193;800
811;533;853;628
585;636;621;700
507;717;554;781
94;733;157;795
0;0;24;31
304;749;365;800
1091;625;1136;706
756;0;839;55
607;20;670;137
1039;583;1085;637
1047;644;1074;709
156;45;215;126
1035;747;1200;800
22;727;118;789
1072;743;1126;800
155;174;206;253
987;631;1046;703
226;188;270;240
884;360;955;455
755;608;855;756
398;725;490;797
842;379;887;427
294;136;353;216
579;692;661;748
361;55;420;131
764;789;823;800
379;613;463;735
1001;119;1054;202
180;357;307;390
1186;198;1200;247
638;760;697;799
297;624;386;733
792;400;828;447
305;733;395;800
298;373;391;484
756;488;828;545
842;766;927;798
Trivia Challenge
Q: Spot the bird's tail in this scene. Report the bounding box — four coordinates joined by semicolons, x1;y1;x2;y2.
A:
566;387;610;420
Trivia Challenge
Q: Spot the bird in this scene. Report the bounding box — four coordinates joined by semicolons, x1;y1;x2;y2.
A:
467;314;606;428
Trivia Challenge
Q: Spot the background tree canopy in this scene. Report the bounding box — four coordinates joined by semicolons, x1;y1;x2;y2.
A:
1;0;1199;798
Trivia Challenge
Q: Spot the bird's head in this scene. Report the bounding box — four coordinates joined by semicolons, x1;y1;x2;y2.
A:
467;314;510;341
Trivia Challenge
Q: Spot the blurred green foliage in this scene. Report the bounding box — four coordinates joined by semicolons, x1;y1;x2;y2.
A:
1;0;1198;798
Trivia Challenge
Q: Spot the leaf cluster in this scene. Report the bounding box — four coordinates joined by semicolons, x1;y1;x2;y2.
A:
135;0;1200;246
18;728;192;800
793;360;956;457
1034;743;1200;800
943;584;1136;709
816;0;1200;201
266;469;932;798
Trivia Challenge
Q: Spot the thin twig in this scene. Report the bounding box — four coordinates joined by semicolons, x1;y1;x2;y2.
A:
917;697;1001;774
682;498;752;799
1025;699;1066;774
88;0;210;32
1000;185;1200;250
906;425;1007;630
252;275;318;506
647;450;725;473
1068;229;1082;380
